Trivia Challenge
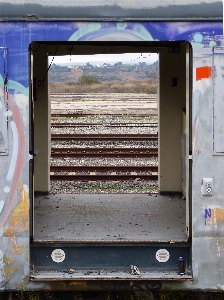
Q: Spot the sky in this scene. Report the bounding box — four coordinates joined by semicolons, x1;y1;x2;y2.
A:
50;53;158;65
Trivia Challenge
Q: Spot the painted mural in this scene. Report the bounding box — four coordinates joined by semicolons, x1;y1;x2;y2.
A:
0;20;223;288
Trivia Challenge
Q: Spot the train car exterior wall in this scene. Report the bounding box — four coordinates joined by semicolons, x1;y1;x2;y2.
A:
0;0;222;20
0;13;224;291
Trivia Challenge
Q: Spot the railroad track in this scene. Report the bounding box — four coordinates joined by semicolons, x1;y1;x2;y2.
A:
50;93;157;101
51;122;158;128
51;147;158;158
50;174;158;181
50;113;158;182
50;166;158;181
51;113;157;118
51;133;158;141
50;166;158;172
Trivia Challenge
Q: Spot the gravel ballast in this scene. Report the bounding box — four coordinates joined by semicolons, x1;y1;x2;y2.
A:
50;107;158;194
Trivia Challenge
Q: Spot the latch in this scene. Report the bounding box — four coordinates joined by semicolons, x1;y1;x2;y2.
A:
201;178;213;196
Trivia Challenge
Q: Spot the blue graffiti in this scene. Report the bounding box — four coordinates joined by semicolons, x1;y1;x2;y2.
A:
0;21;222;91
204;208;212;225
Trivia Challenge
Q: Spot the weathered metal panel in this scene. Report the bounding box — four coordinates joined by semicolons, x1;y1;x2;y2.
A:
0;0;222;20
213;48;224;154
191;45;224;291
30;244;191;276
0;48;8;156
33;194;187;242
192;48;214;237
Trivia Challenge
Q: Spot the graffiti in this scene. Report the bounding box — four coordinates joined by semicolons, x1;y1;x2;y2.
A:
3;183;29;284
0;47;8;167
69;22;155;41
4;183;29;237
204;207;224;227
190;32;223;48
204;208;212;225
0;86;25;229
196;66;212;81
0;21;222;88
207;208;224;226
0;250;4;285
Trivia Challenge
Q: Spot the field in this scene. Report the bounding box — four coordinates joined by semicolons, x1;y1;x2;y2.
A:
50;78;158;94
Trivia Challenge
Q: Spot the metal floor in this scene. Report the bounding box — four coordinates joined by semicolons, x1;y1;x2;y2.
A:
34;193;187;242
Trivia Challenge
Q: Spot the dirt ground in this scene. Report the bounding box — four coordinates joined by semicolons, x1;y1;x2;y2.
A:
0;291;223;300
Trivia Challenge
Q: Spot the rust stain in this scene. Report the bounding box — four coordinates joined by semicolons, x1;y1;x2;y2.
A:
196;66;212;81
3;236;28;284
4;228;14;236
8;243;24;255
69;281;88;287
3;183;29;285
5;257;15;264
216;238;221;258
4;264;19;282
53;280;88;289
208;208;224;226
5;183;29;236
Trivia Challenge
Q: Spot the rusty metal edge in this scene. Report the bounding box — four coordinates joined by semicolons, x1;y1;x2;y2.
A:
51;114;157;118
50;166;158;171
49;174;158;181
51;153;158;158
51;147;158;153
29;274;193;281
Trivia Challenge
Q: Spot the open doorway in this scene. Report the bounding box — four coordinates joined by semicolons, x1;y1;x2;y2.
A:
49;52;158;195
29;41;191;244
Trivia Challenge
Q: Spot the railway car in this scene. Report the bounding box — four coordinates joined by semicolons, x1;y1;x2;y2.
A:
0;0;223;292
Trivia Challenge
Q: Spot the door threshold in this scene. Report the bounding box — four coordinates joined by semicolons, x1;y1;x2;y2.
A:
30;271;192;281
31;242;191;281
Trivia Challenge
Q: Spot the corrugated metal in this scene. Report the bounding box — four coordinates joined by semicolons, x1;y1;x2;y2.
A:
0;0;222;20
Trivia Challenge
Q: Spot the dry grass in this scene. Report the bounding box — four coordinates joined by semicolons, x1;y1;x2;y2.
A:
50;78;158;94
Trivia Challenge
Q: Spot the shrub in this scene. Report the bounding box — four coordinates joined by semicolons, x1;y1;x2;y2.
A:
78;74;100;85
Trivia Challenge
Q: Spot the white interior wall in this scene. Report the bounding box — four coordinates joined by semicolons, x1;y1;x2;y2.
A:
159;43;187;193
33;44;51;192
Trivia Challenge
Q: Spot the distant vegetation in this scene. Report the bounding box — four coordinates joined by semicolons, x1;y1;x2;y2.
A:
50;78;158;94
49;61;158;94
49;61;158;83
78;74;100;84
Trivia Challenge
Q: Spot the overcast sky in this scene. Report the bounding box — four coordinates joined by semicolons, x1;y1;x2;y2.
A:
50;53;158;65
3;0;216;7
